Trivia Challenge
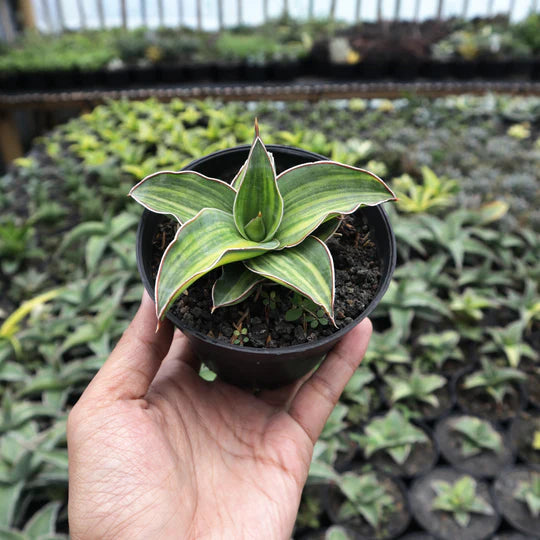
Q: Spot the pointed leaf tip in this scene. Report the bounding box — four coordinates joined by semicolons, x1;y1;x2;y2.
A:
254;117;260;138
233;135;283;242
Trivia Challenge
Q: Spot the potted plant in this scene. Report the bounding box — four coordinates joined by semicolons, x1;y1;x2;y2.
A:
382;366;452;421
493;467;540;537
409;468;500;540
434;414;514;478
131;121;396;388
341;366;382;425
351;409;437;478
325;470;410;539
454;358;527;421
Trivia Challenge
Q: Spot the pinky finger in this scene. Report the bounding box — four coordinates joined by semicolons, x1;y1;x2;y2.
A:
288;319;372;445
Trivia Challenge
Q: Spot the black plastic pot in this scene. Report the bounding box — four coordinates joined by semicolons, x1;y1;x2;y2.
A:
420;60;453;80
157;63;186;84
106;67;131;87
128;65;159;86
136;145;396;389
434;414;514;478
76;68;108;89
409;467;501;540
509;411;540;469
0;72;19;92
493;466;540;538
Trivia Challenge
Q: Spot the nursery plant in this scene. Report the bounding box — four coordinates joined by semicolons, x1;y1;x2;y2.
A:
431;475;495;527
385;367;446;408
449;416;503;457
129;120;395;325
514;472;540;518
461;358;526;405
353;409;428;465
335;471;396;530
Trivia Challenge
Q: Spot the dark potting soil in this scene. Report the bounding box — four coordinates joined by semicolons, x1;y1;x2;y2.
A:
493;467;540;538
434;415;514;478
150;211;381;348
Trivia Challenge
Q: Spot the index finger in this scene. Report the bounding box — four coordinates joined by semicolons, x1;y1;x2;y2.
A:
288;319;372;444
80;291;173;403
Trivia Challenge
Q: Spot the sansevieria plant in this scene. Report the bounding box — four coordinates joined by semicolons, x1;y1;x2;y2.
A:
130;120;395;327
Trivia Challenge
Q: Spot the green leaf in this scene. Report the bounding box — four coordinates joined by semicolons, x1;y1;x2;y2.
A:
0;482;23;527
244;236;334;320
0;530;25;540
244;212;266;242
85;235;108;274
212;264;264;310
307;460;339;484
56;221;105;254
387;445;411;465
129;170;236;223
156;208;279;320
276;161;395;247
454;510;471;527
313;216;342;242
233;135;283;242
24;502;60;537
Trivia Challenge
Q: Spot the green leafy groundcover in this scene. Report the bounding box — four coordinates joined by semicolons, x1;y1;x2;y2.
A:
0;96;538;536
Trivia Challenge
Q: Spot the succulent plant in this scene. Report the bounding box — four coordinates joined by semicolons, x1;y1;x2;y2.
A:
431;475;494;527
337;472;396;529
514;472;540;518
353;409;428;465
130;120;395;324
463;357;526;404
449;416;503;457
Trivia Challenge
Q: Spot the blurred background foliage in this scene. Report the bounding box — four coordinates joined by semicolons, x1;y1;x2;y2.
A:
0;95;538;536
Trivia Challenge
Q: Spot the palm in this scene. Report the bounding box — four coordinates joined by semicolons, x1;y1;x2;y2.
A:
68;294;371;539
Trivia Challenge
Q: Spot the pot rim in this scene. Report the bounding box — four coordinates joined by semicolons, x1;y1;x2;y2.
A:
136;143;396;358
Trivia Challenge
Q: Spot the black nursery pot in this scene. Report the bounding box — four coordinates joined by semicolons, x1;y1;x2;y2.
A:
136;145;396;389
493;466;540;537
409;467;501;540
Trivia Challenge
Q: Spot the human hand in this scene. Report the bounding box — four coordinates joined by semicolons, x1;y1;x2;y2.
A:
67;291;372;539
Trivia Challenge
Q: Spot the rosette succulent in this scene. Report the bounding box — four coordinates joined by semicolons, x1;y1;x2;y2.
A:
130;121;395;326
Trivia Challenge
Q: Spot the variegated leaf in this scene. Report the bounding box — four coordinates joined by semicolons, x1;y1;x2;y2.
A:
212;263;264;310
156;208;279;321
275;161;395;247
233;134;283;242
313;215;342;242
244;236;335;321
129;170;235;223
230;160;247;190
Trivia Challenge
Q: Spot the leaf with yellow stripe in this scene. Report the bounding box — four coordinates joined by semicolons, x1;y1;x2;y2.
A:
212;263;264;310
129;170;236;223
275;161;396;247
233;130;283;242
244;236;335;322
156;208;278;321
